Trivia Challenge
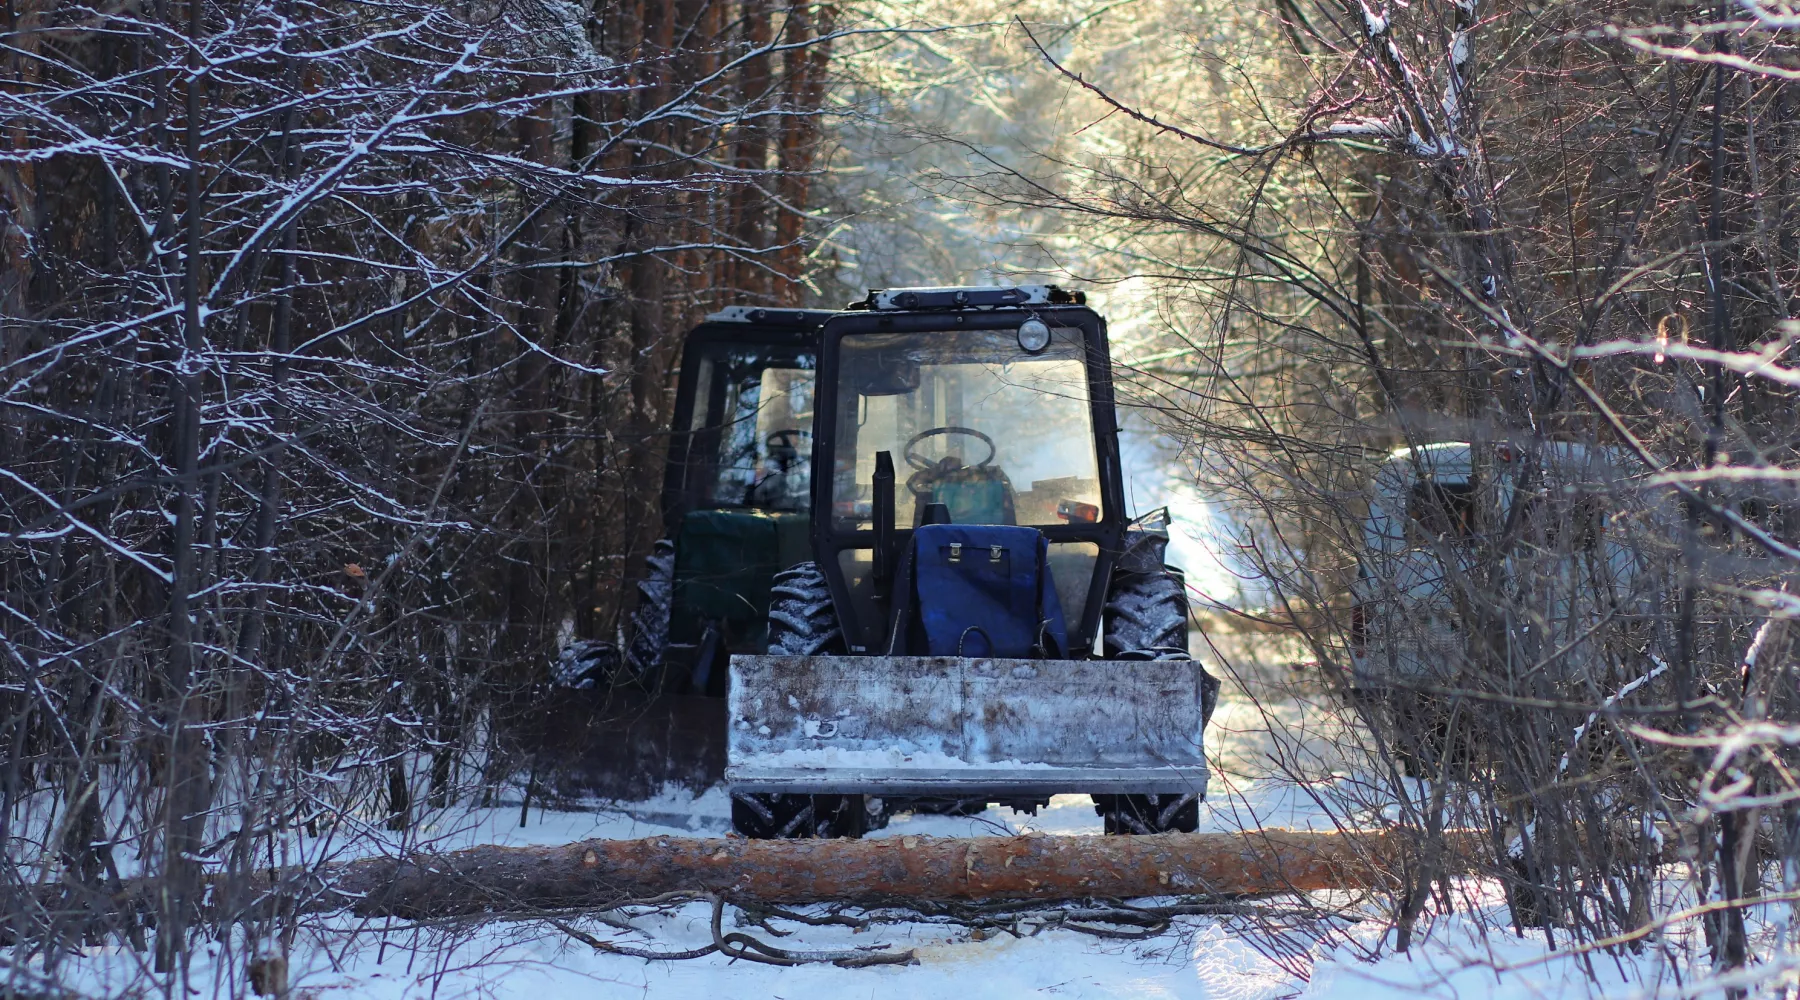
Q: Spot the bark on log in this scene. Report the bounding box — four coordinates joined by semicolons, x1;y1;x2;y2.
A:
309;830;1408;918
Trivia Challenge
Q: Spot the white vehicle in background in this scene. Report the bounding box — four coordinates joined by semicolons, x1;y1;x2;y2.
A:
1347;440;1662;769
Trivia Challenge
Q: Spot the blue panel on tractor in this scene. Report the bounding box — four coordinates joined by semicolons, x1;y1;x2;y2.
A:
912;524;1069;658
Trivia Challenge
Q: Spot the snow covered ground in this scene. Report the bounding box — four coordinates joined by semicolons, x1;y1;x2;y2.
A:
25;641;1738;999
40;882;1675;1000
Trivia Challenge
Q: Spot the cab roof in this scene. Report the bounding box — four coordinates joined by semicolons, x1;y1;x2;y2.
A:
702;306;836;326
850;285;1087;311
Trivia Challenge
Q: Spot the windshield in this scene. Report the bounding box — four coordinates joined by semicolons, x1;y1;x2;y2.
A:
686;344;815;511
831;326;1102;530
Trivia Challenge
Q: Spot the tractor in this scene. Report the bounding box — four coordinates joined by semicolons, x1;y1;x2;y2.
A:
722;286;1219;838
551;288;1218;836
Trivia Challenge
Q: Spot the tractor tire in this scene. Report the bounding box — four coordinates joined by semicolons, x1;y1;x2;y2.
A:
1103;560;1191;660
549;540;672;689
1094;563;1210;835
1092;793;1200;835
738;564;860;838
1097;527;1215;835
1103;559;1212;712
731;793;868;839
624;539;675;678
766;562;844;656
549;639;618;689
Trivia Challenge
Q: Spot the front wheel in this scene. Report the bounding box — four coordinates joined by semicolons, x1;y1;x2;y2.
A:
1096;522;1215;836
1092;793;1200;834
731;793;868;839
766;562;844;656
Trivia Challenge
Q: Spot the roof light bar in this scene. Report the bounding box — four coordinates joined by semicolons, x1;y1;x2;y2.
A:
852;285;1086;311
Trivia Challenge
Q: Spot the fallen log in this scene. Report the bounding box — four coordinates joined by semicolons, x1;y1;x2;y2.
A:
311;830;1411;918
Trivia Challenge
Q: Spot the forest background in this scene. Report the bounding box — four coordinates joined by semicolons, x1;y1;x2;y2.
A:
5;0;1800;994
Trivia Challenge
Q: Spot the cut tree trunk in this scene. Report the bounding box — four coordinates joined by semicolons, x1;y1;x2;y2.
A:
293;830;1416;918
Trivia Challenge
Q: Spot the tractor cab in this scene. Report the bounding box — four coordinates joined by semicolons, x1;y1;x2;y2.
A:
810;285;1127;656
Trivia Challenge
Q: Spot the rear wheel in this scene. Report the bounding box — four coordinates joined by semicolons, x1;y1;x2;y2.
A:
624;539;676;679
731;793;868;839
551;539;675;689
1103;560;1191;659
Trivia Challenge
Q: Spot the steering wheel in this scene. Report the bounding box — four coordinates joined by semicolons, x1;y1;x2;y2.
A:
745;428;804;507
903;426;996;472
765;428;802;457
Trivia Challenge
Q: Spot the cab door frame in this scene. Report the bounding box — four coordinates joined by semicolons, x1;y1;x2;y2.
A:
806;304;1128;655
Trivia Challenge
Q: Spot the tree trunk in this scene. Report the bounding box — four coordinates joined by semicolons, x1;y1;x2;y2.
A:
295;830;1417;918
159;0;212;969
773;2;832;304
726;0;774;299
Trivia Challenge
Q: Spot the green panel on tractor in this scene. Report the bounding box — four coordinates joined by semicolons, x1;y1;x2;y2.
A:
671;509;810;649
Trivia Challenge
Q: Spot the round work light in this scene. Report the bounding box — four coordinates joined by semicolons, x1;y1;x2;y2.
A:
1017;318;1052;353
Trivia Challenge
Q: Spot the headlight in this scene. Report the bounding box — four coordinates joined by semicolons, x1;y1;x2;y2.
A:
1017;318;1051;353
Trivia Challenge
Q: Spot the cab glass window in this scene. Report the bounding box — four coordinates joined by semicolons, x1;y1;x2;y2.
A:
830;327;1101;530
687;345;815;511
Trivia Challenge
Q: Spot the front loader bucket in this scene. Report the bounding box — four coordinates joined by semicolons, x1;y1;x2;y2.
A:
726;655;1211;797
